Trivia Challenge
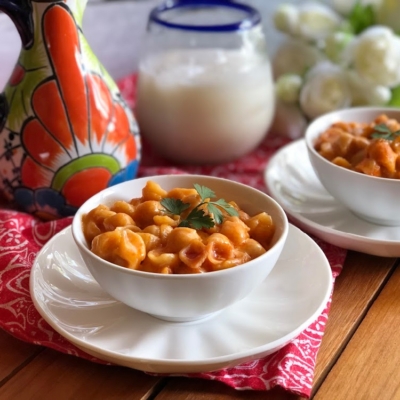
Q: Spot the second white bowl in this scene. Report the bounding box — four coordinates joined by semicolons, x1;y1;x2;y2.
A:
305;107;400;226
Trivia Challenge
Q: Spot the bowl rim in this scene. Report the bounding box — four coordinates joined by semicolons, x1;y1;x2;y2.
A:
305;106;400;184
71;174;289;279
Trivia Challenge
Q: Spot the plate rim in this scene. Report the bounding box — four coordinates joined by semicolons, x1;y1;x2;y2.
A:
265;139;400;255
30;224;333;372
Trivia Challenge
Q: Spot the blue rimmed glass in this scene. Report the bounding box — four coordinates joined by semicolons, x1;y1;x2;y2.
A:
136;1;275;164
148;0;261;32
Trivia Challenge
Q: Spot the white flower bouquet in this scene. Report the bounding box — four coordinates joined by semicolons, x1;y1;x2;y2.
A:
271;0;400;139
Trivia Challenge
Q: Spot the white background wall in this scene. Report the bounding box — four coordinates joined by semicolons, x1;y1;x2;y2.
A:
0;0;302;90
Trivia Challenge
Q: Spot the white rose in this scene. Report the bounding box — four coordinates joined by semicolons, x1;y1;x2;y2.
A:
275;74;303;104
351;26;400;88
376;0;400;33
269;100;308;140
324;31;355;64
296;3;343;41
273;4;299;36
346;70;391;106
272;39;325;78
300;62;351;119
331;0;382;16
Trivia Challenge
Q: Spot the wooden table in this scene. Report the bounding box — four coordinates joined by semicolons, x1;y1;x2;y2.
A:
1;251;399;400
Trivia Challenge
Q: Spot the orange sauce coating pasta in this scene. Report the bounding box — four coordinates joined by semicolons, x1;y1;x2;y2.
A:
314;114;400;179
82;181;275;274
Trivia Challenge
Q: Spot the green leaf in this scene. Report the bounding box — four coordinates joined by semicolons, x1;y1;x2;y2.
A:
178;220;191;228
371;124;400;141
225;207;239;217
183;208;215;229
162;184;238;230
389;86;400;107
194;184;215;201
160;198;190;216
208;199;239;224
348;2;376;34
371;131;392;140
189;216;214;230
373;124;391;133
214;199;239;216
207;203;224;224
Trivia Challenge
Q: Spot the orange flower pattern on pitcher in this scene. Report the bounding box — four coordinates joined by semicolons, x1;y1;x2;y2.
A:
0;0;141;219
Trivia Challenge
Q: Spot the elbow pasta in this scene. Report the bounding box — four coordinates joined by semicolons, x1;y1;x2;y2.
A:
82;181;276;274
314;114;400;178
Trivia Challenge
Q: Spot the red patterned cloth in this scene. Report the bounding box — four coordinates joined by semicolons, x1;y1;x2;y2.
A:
0;76;347;398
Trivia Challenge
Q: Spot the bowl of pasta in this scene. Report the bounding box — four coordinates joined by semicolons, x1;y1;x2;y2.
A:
71;174;289;322
305;107;400;226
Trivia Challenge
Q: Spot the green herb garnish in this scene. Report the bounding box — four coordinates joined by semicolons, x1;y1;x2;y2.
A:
371;124;400;141
160;184;239;230
160;198;190;215
178;207;215;230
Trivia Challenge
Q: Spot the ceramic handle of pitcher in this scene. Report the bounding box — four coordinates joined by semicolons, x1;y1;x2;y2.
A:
0;1;34;48
0;94;8;133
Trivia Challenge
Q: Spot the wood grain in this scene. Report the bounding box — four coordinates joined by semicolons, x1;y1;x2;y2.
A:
155;252;397;400
0;348;161;400
310;252;397;393
315;264;400;400
0;330;42;385
155;378;297;400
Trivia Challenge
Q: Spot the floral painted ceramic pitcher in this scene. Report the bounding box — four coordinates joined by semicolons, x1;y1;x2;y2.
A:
0;0;141;219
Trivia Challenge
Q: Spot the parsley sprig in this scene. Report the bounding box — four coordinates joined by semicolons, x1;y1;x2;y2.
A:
371;124;400;141
160;184;239;230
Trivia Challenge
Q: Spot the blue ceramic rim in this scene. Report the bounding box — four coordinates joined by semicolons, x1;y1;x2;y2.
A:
149;0;261;32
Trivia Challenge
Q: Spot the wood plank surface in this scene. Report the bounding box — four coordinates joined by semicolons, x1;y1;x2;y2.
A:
310;251;397;394
155;252;397;400
155;378;296;400
315;264;400;400
0;348;162;400
0;329;42;385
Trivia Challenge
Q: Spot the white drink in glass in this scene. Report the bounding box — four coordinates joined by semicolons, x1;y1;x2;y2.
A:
136;48;275;164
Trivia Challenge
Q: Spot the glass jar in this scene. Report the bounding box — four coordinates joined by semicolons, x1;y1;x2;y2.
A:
136;0;275;164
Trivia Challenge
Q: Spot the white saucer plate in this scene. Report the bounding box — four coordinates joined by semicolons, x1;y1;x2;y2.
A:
265;139;400;257
30;224;332;374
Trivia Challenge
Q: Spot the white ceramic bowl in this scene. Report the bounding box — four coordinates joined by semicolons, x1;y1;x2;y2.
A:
305;107;400;226
71;174;289;322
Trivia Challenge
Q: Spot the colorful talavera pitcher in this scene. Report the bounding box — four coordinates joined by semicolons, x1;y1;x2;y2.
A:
0;0;141;219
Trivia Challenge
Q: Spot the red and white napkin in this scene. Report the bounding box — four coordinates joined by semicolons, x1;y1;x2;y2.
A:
0;76;347;398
